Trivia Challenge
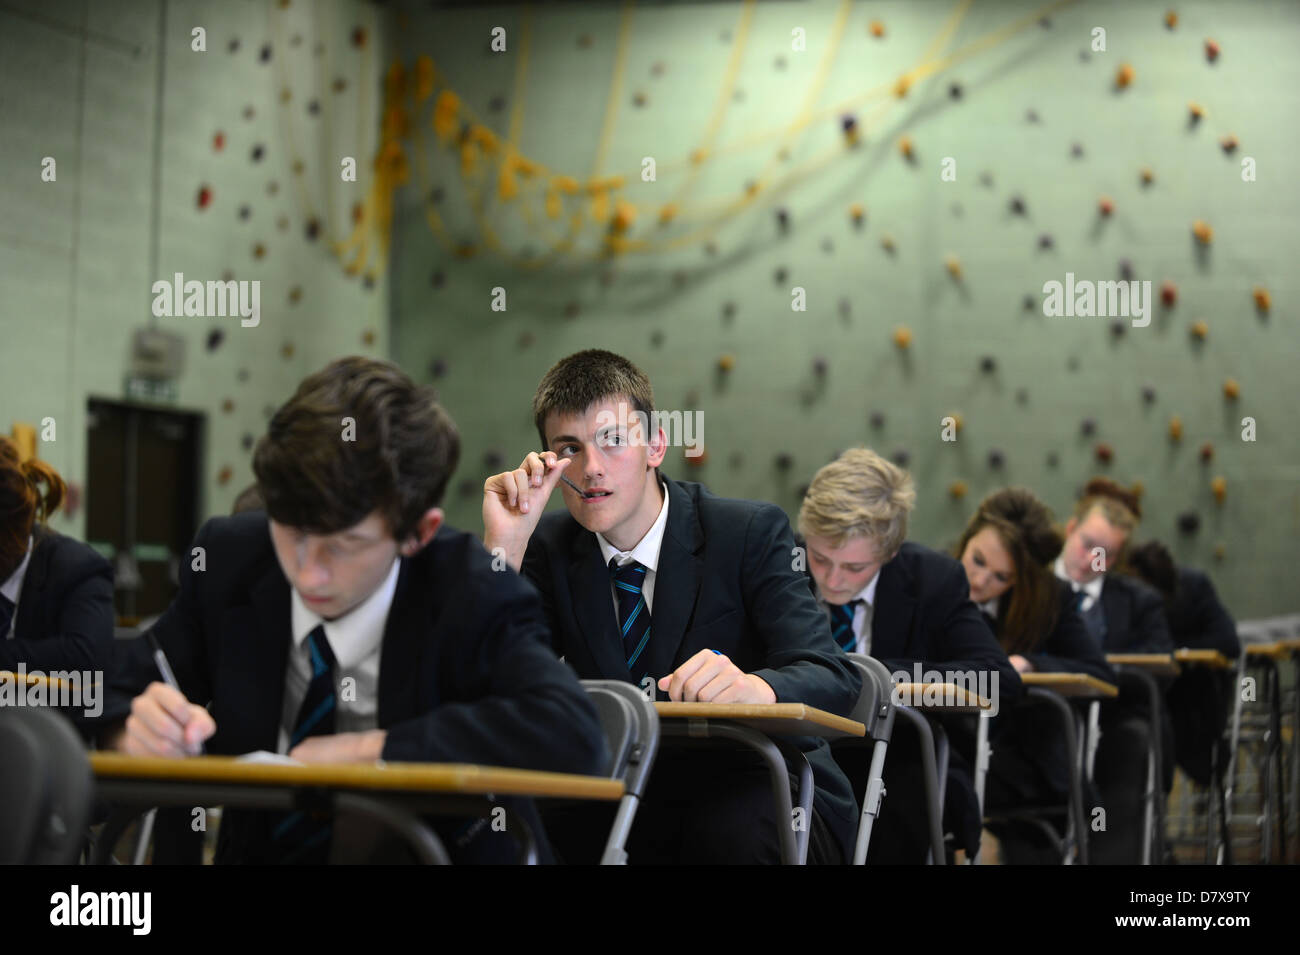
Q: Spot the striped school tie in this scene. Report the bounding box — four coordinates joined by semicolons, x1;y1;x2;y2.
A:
270;625;338;863
610;558;652;682
830;600;862;653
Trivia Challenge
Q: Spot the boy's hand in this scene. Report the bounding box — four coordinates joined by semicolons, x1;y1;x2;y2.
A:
658;650;777;704
290;730;387;763
120;682;216;757
1009;654;1034;674
483;451;572;571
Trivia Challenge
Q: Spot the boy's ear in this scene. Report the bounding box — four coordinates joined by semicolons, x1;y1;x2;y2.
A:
400;508;444;557
1063;516;1077;537
646;426;668;468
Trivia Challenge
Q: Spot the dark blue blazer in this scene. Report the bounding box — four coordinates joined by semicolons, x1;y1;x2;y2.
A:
522;475;863;860
107;511;607;863
1166;568;1239;658
1097;573;1173;654
856;542;1023;703
1006;579;1115;682
1;526;114;675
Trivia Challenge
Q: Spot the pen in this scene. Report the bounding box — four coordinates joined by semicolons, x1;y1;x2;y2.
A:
145;631;203;755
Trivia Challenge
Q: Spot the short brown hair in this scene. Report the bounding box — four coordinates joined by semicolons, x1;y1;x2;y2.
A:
0;436;66;579
533;350;655;450
955;487;1064;655
252;356;459;541
798;447;916;559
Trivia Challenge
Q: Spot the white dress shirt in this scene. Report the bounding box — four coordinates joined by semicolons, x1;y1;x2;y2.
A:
823;569;881;656
596;479;671;619
1054;556;1104;613
277;555;400;754
1;536;33;640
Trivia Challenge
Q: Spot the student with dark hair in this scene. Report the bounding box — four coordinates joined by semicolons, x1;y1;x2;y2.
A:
1125;540;1239;787
798;447;1021;864
953;487;1113;862
105;356;606;864
482;349;860;864
1056;477;1173;864
0;436;113;736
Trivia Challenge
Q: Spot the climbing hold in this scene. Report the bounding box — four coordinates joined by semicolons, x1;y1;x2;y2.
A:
1204;38;1220;62
1161;280;1178;307
944;255;962;279
1253;287;1271;312
1094;442;1114;463
717;354;736;372
1169;416;1183;441
1098;195;1114;217
1199;442;1214;462
1219;133;1238;153
949;480;968;499
197;185;212;209
1223;378;1240;400
869;20;885;38
1190;319;1209;340
1115;63;1135;89
1211;476;1227;503
1192;219;1213;244
892;326;912;349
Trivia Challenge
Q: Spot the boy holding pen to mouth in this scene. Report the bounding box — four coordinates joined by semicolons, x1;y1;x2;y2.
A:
482;349;860;864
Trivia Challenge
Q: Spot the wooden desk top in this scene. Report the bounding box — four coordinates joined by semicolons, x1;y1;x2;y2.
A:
653;702;865;739
1173;649;1233;670
89;753;623;800
891;682;991;713
1244;642;1291;661
1276;638;1300;652
1106;654;1181;677
1021;672;1119;698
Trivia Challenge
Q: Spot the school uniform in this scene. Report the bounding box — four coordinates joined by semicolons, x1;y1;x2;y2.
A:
1158;567;1239;785
978;581;1118;861
106;510;607;864
522;474;862;864
1;526;114;739
1054;560;1173;863
808;540;1023;863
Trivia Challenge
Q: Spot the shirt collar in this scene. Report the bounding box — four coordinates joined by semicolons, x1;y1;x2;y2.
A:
1054;556;1104;601
597;478;671;572
1;536;33;603
290;555;400;669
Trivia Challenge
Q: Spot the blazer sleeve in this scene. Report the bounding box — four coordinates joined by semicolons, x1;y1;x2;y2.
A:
1024;590;1117;682
102;519;218;726
1128;582;1174;654
877;558;1023;703
381;570;607;777
737;505;862;716
1181;572;1240;658
0;542;114;674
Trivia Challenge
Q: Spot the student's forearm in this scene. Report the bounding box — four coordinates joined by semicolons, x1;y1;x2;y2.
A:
482;534;526;573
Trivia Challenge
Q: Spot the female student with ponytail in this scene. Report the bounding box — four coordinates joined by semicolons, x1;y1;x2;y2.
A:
0;436;114;676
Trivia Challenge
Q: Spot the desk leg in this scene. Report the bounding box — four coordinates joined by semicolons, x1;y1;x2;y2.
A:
971;715;990;865
1086;701;1101;782
773;740;814;865
333;793;452;865
893;707;946;865
1225;654;1247;851
659;723;800;864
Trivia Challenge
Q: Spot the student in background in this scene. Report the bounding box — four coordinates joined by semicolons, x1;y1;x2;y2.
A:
953;486;1114;862
0;436;113;739
1125;539;1239;789
798;447;1021;863
104;357;606;864
482;349;860;864
1055;477;1173;864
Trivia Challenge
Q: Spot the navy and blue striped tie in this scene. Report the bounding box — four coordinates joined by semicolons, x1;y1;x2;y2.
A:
610;558;652;682
270;625;338;863
830;600;861;653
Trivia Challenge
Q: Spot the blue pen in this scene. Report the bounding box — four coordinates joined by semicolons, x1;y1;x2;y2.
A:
145;631;204;755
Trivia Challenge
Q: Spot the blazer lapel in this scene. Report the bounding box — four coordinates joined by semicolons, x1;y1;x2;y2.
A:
378;557;423;727
871;554;918;661
12;529;52;639
641;478;703;681
223;569;294;752
568;531;627;678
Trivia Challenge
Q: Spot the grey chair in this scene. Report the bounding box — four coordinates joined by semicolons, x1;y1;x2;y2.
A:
581;680;660;864
830;653;897;864
0;705;94;864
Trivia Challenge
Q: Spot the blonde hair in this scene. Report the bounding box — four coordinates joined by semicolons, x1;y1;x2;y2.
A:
799;447;916;559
